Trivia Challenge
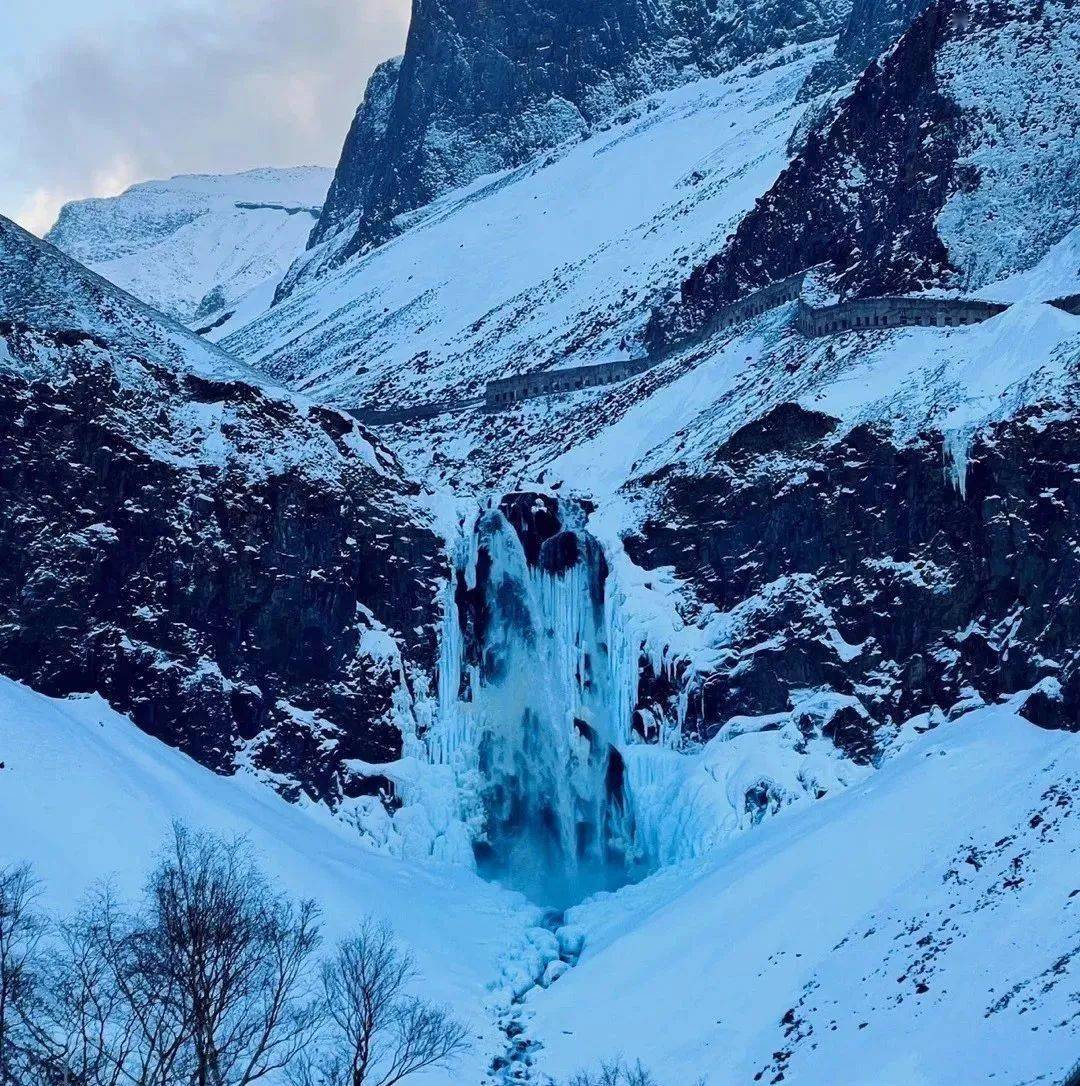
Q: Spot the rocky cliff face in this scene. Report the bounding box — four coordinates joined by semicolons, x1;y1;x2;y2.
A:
626;402;1080;742
801;0;935;96
647;0;967;351
298;0;850;278
648;0;1080;353
0;215;444;807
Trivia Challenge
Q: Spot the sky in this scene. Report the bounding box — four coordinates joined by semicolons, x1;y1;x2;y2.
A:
1;0;410;236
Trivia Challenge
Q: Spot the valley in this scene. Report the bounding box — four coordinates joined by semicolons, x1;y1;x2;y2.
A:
2;0;1079;1083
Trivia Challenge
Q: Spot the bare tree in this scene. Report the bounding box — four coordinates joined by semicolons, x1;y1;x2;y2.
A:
566;1061;706;1086
96;886;194;1086
4;827;321;1086
0;864;44;1086
17;899;144;1086
135;824;322;1086
296;919;468;1086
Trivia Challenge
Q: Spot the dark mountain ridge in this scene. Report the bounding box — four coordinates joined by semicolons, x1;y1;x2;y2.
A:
294;0;852;287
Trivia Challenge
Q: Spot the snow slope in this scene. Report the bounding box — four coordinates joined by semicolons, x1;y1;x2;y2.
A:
530;701;1080;1085
225;43;828;411
2;676;1075;1085
0;675;543;1085
46;168;331;325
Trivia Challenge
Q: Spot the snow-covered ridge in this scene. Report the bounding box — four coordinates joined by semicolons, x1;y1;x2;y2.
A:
46;166;332;325
0;213;446;811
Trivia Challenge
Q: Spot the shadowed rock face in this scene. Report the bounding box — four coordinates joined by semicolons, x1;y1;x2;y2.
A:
647;0;970;353
801;0;936;96
0;217;444;807
301;0;851;276
626;403;1080;740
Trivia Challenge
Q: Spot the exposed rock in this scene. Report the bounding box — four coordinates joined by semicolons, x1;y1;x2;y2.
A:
306;57;403;249
498;491;563;567
626;402;1080;739
296;0;851;279
800;0;936;97
0;215;444;806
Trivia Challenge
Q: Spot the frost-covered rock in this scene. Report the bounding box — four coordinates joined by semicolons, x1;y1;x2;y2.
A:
625;401;1080;736
0;214;443;806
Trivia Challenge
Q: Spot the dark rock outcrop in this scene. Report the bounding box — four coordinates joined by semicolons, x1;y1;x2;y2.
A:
309;57;403;249
626;402;1080;739
801;0;936;96
647;0;973;352
300;0;851;275
0;216;444;806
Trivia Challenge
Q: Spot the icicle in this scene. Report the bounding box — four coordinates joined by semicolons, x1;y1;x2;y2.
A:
432;577;466;766
943;427;973;499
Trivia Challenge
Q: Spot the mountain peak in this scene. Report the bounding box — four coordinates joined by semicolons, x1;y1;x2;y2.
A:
297;0;852;285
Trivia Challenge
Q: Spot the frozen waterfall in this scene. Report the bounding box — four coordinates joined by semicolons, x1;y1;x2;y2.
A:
429;498;649;908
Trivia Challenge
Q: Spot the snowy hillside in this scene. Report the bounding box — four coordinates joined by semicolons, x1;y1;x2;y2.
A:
656;0;1080;347
46;167;331;325
2;676;1076;1085
225;43;827;410
0;675;540;1086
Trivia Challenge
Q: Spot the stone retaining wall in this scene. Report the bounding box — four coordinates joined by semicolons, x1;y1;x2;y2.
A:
484;354;655;408
796;295;1008;336
698;273;805;339
349;276;1033;424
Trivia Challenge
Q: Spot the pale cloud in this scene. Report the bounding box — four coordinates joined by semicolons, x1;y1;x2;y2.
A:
3;0;410;234
15;154;142;236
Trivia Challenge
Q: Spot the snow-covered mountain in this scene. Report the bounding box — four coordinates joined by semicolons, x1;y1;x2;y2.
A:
3;0;1079;1081
0;212;443;808
652;0;1080;349
297;0;852;275
46;167;331;327
220;0;1080;745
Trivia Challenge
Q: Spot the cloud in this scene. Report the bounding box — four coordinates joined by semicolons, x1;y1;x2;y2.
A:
6;0;410;234
14;156;141;236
